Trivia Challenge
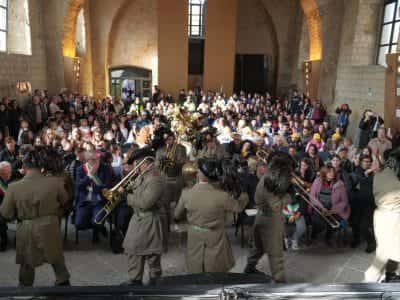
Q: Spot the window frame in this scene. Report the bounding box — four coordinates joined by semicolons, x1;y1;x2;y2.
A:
188;0;205;38
0;0;7;53
377;0;399;66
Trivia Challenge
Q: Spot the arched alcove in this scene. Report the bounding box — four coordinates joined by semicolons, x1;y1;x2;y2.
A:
300;0;323;61
107;0;158;89
4;0;32;55
235;0;279;94
75;8;86;58
63;0;85;58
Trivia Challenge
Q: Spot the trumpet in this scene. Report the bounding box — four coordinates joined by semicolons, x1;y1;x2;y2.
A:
94;156;155;225
291;173;341;229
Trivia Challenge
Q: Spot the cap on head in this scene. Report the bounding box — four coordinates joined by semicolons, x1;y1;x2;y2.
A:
127;147;154;164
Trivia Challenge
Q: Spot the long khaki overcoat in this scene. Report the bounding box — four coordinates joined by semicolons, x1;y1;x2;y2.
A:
174;183;248;273
123;166;166;256
253;177;290;256
0;171;71;267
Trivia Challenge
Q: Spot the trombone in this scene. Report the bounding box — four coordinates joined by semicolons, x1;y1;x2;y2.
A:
256;150;341;229
94;156;155;225
291;173;341;229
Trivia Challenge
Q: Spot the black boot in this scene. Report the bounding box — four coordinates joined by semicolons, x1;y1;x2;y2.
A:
148;277;160;286
244;265;265;275
55;280;70;286
120;280;142;286
365;242;376;253
385;272;400;282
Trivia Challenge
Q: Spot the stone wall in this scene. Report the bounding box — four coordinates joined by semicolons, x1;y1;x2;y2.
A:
108;0;158;85
333;0;385;138
260;0;302;95
89;0;125;97
158;0;188;97
203;0;238;95
0;0;48;100
316;0;344;105
294;0;386;139
236;0;278;93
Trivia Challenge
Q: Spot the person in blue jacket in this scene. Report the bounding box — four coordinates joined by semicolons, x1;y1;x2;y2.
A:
75;150;113;242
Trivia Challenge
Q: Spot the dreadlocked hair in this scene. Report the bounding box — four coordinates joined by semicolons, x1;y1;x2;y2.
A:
263;156;293;196
22;146;46;170
37;146;64;174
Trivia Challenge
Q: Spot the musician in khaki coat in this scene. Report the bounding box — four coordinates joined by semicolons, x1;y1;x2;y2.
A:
122;148;166;286
174;159;248;273
0;149;71;287
155;132;187;251
244;156;292;283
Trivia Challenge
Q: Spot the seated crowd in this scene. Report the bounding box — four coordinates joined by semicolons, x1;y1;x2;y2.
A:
0;87;398;256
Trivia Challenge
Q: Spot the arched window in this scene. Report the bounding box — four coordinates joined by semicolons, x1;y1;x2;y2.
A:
188;0;205;38
75;8;86;57
0;0;7;52
377;0;400;66
4;0;31;55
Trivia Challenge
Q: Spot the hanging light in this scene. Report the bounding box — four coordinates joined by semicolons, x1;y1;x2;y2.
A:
16;81;32;94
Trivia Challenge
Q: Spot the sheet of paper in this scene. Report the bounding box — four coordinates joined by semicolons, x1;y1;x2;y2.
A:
245;209;258;216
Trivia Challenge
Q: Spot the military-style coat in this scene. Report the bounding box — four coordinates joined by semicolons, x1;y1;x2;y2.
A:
0;171;71;267
123;165;166;256
174;183;248;273
253;176;290;255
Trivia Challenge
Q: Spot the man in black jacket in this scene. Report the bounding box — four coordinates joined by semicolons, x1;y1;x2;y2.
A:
25;95;47;133
351;154;377;253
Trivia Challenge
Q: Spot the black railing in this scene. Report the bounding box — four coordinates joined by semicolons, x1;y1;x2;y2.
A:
1;274;400;300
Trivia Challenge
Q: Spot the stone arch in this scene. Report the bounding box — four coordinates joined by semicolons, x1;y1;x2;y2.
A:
105;0;133;69
258;0;280;95
63;0;85;57
104;0;135;95
106;0;158;94
300;0;322;60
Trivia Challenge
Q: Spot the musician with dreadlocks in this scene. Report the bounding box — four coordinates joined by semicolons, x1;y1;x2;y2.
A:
0;147;71;287
244;156;293;283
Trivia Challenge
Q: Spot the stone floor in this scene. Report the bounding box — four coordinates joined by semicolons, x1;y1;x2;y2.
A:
0;171;396;288
0;223;375;287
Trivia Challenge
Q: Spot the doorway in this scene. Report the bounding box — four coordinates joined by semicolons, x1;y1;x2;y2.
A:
109;66;152;99
234;54;269;94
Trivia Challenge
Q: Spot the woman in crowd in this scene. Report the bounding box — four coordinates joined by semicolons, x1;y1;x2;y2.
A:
310;165;350;246
305;144;323;172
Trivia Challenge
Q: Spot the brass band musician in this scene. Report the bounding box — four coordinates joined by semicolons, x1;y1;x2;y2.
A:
174;159;248;273
0;148;71;287
244;156;293;283
155;131;187;250
122;148;166;286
